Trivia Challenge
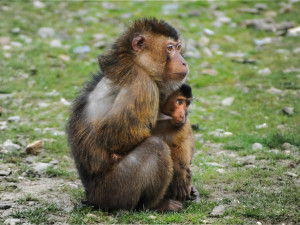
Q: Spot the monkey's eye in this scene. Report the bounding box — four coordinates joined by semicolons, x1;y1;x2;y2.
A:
186;100;190;106
167;44;174;52
176;44;181;51
176;99;183;105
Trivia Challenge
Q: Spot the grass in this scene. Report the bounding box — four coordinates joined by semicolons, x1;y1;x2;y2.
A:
0;1;299;224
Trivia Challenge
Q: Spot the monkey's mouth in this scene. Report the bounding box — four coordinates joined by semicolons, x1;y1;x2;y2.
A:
174;72;187;78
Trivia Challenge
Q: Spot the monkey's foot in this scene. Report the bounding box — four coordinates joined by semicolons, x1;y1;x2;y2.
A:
155;199;183;212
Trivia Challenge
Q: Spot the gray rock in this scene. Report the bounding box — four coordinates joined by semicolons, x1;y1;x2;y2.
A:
267;87;283;95
50;39;62;48
211;205;225;216
285;172;297;177
7;116;20;122
258;68;271;75
222;97;234;106
3;139;21;151
33;1;46;8
241;155;256;165
11;27;20;34
204;28;215;35
38;27;55;38
282;107;294;115
0;170;12;176
282;143;298;151
293;48;300;54
4;218;21;225
252;143;263;150
205;162;224;167
32;162;51;173
162;4;178;11
73;45;90;54
0;204;12;209
0;121;7;130
254;3;267;10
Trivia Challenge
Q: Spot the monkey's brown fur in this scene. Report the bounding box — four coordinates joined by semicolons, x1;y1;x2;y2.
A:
152;84;195;202
66;18;189;211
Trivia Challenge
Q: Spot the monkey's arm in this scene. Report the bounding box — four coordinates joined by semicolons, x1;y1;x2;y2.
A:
96;77;159;153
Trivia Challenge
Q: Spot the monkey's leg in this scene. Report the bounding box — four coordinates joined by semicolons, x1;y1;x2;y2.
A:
86;136;174;211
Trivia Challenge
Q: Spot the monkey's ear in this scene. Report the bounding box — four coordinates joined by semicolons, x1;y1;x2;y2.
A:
132;33;145;52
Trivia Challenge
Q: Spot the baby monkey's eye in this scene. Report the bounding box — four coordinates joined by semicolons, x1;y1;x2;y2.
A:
176;44;181;51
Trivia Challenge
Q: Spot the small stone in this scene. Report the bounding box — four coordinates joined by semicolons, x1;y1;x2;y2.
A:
101;2;116;10
268;149;279;154
38;27;55;38
93;41;105;48
50;160;59;165
32;162;51;173
258;68;271;75
254;3;267;10
0;204;12;209
10;42;22;48
198;36;210;47
285;172;297;177
222;97;234;106
73;45;90;54
211;205;225;216
205;162;224;167
7;116;20;122
203;28;215;35
0;170;12;176
59;54;71;62
33;1;46;8
25;156;35;164
0;121;7;130
282;107;294;115
69;183;78;189
60;97;71;106
11;27;20;33
4;218;21;225
256;123;268;129
3;140;21;151
267;87;283;95
287;26;300;37
185;50;201;59
216;168;225;174
254;37;273;46
252;143;263;150
50;39;62;48
293;48;300;54
282;143;298;151
92;33;106;40
162;4;178;12
26;140;43;155
241;155;256;165
148;215;157;219
202;68;218;76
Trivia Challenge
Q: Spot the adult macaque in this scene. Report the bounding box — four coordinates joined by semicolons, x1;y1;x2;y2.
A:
67;18;189;212
152;83;198;202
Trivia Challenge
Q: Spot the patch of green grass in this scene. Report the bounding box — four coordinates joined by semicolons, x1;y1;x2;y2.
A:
18;194;39;204
12;202;59;224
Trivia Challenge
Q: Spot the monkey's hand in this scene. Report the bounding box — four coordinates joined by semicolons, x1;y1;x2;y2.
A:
170;175;190;202
186;186;199;201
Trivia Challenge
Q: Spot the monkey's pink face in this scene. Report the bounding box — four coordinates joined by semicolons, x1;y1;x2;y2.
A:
164;40;189;81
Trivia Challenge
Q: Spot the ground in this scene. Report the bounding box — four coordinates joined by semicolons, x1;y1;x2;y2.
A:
0;1;299;224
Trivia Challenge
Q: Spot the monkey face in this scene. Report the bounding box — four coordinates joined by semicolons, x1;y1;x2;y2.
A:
164;40;189;81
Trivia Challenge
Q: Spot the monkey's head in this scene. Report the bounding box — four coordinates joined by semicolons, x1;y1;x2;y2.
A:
100;18;189;95
161;83;192;127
